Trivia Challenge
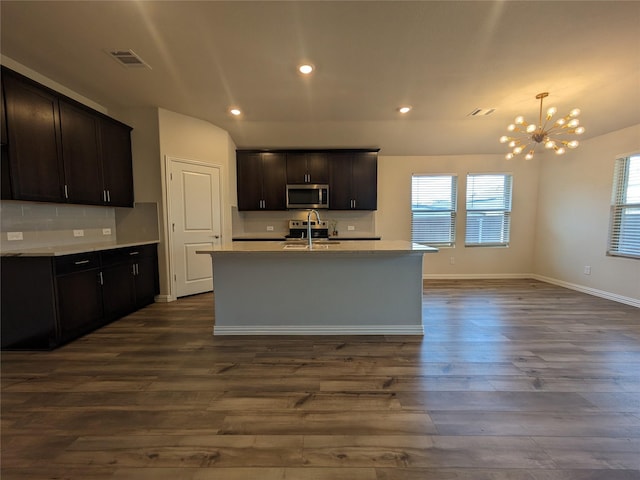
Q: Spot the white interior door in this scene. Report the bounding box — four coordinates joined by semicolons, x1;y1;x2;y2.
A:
169;158;222;298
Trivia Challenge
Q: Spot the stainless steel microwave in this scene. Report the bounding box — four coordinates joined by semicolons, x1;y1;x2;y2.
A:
286;184;329;209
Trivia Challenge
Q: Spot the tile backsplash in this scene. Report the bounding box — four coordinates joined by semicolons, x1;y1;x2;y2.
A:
0;200;117;251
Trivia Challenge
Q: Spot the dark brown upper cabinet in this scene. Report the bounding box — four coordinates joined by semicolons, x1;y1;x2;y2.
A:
2;69;66;202
1;66;134;207
286;151;329;184
329;150;378;210
237;151;287;211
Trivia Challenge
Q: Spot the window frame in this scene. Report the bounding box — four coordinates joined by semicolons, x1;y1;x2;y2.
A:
464;173;513;248
411;174;458;247
607;154;640;259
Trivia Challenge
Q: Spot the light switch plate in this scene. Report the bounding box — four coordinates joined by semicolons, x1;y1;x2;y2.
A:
266;225;274;231
73;229;85;237
347;225;355;231
7;231;23;241
102;228;112;236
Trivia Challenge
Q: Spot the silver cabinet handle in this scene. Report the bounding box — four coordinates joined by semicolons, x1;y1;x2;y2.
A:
99;271;104;285
129;251;139;256
74;260;90;265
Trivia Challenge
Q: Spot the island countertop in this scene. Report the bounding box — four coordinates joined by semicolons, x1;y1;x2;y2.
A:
198;239;437;255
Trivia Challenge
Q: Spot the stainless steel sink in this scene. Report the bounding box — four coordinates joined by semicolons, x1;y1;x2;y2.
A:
282;239;340;249
283;244;309;250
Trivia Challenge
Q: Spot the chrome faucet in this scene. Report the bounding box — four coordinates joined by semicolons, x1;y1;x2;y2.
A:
307;209;321;248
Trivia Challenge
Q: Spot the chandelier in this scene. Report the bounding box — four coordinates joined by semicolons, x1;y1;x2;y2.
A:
500;92;585;160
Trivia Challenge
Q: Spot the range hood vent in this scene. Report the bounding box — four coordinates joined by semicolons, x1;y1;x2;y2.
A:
107;49;150;69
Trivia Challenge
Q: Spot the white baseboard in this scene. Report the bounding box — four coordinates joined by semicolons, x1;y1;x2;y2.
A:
422;273;639;308
154;294;175;303
531;274;640;308
213;325;424;336
423;273;532;280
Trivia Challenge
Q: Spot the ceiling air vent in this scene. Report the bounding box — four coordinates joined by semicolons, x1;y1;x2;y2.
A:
467;107;496;117
107;49;150;69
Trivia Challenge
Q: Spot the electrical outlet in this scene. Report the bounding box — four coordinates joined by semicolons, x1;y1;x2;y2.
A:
102;228;112;236
450;256;455;265
347;225;355;231
7;231;23;241
266;225;274;231
584;265;591;275
73;229;85;237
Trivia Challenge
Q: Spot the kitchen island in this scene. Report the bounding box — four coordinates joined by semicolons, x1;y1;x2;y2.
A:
197;240;437;335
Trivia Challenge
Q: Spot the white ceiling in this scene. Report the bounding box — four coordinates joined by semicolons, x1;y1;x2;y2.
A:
1;1;639;156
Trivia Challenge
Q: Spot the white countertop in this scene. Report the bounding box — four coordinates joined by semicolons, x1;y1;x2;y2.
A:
198;240;437;255
1;240;159;257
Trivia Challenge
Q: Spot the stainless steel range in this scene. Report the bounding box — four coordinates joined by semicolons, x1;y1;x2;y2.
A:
286;219;328;239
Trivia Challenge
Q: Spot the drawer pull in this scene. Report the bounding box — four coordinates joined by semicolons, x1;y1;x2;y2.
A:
74;260;90;265
129;251;140;256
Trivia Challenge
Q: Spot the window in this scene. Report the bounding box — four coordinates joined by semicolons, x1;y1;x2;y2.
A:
465;173;513;247
411;174;457;246
608;154;640;258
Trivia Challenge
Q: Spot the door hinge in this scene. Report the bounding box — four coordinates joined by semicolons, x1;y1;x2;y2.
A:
174;274;177;282
172;223;175;232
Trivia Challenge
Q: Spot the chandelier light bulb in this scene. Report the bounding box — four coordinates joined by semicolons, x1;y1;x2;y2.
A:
567;118;580;128
526;124;537;133
508;140;517;148
525;151;534;160
513;146;523;154
545;140;556;149
515;116;525;125
555;118;566;126
506;153;514;160
499;136;509;143
574;126;585;135
569;108;581;117
546;106;557;117
567;140;579;149
555;147;566;155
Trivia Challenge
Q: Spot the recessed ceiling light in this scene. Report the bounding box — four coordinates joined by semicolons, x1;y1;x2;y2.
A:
228;107;242;116
398;106;412;114
298;64;314;75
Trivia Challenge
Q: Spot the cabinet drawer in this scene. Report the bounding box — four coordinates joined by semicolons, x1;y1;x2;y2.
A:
101;244;156;266
54;252;100;275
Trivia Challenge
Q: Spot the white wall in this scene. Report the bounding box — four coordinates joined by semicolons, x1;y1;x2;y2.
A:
533;125;640;304
156;108;236;299
377;153;540;277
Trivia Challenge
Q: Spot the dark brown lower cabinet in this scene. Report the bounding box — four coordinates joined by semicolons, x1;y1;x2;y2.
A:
0;244;158;350
101;244;158;321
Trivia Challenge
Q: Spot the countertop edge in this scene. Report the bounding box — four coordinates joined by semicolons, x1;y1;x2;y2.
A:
1;240;160;257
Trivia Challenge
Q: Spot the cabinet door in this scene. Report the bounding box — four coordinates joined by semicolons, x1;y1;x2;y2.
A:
100;118;134;207
102;262;137;321
3;72;65;202
134;255;158;308
1;80;11;199
261;152;286;210
351;152;377;210
56;269;104;340
286;152;308;183
328;152;354;210
306;152;329;184
237;152;265;210
59;100;103;205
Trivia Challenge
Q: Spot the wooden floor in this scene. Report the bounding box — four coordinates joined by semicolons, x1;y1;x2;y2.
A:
2;279;640;479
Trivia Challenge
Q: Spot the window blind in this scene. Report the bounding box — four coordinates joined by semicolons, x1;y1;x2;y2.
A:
411;175;457;246
608;155;640;259
465;173;513;247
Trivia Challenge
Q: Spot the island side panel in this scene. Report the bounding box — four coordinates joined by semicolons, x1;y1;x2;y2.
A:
210;252;424;334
